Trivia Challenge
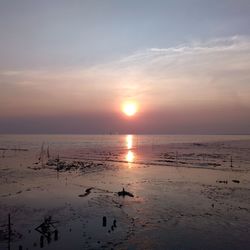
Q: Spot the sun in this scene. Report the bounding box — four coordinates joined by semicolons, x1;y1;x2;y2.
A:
122;102;138;117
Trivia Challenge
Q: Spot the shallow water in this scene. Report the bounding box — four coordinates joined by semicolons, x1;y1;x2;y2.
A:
0;135;250;249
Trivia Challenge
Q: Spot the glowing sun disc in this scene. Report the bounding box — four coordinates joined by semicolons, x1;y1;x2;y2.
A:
123;103;137;116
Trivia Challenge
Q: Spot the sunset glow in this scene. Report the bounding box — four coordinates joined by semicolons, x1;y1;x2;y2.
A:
1;1;250;249
0;1;249;135
122;103;138;117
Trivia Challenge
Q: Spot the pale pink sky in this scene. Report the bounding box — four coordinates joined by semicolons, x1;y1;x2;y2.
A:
0;1;250;134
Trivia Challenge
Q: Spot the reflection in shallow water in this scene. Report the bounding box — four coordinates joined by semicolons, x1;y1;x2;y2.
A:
126;150;134;163
126;135;133;150
125;135;135;167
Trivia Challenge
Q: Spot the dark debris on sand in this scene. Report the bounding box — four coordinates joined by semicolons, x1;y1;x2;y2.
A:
79;187;94;197
30;158;109;173
118;188;134;198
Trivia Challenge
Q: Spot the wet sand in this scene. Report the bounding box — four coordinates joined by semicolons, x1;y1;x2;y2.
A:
0;135;250;249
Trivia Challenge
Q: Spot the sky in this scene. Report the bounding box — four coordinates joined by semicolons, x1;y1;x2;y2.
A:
0;0;250;134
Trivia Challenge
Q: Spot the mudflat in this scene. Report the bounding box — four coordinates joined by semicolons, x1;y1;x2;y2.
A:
0;135;250;250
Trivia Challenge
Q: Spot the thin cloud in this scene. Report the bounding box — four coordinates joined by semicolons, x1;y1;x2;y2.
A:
0;36;250;117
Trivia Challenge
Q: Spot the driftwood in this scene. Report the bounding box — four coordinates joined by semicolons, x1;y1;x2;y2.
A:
78;187;93;197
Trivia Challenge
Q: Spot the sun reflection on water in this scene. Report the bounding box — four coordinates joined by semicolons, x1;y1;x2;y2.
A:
126;150;134;163
125;135;135;167
126;134;133;150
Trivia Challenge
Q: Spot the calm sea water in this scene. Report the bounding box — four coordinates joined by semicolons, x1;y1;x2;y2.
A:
1;134;250;149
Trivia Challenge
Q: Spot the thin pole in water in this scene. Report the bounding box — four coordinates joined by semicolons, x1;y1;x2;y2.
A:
8;214;11;250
